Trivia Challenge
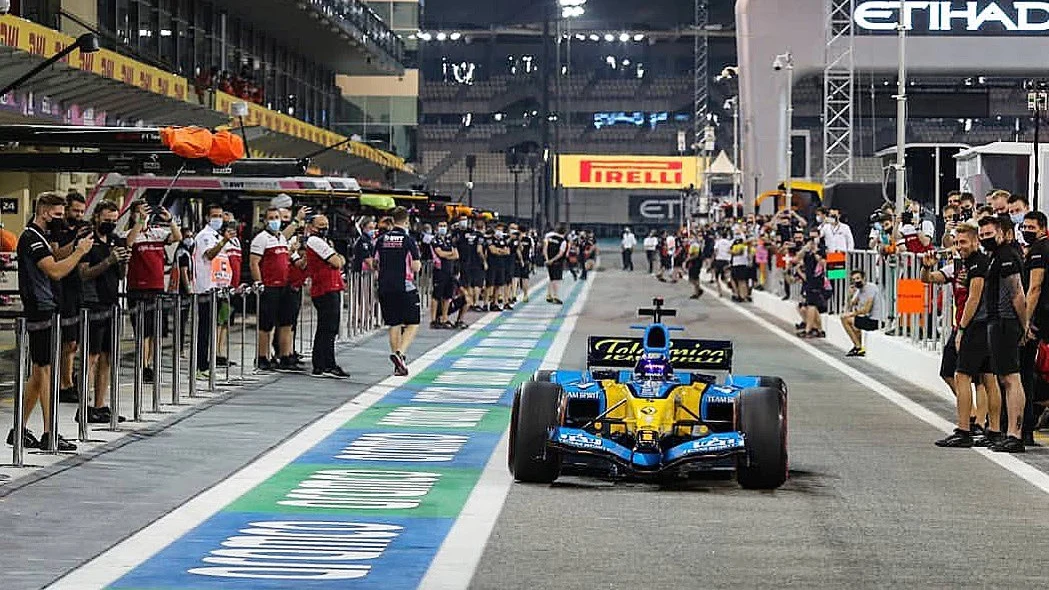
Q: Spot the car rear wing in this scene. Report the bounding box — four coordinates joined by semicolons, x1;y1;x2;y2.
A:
586;337;733;372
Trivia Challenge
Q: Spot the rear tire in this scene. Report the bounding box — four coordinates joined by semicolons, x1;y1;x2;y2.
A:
756;376;787;396
509;381;563;483
736;386;788;490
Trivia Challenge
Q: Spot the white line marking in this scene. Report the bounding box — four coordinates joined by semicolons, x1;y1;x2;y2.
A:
47;280;552;590
719;297;1049;497
419;275;596;590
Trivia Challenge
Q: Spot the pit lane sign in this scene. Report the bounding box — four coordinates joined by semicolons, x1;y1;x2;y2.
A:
854;1;1049;35
558;154;700;190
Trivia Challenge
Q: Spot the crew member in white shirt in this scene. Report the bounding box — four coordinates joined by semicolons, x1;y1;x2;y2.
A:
620;227;637;271
820;209;855;253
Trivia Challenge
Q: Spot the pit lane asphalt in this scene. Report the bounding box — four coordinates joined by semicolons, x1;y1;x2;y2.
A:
471;269;1049;589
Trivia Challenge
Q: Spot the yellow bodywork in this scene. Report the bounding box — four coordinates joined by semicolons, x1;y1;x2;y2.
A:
591;380;710;439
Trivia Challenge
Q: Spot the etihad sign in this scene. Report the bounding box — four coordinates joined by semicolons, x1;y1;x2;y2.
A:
854;1;1049;33
558;155;700;190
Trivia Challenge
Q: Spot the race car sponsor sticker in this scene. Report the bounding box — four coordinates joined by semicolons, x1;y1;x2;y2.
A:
557;430;605;450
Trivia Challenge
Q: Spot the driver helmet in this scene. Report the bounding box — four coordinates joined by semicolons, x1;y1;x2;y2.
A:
635;354;673;381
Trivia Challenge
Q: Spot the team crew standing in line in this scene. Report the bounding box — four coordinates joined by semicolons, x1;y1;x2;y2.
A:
251;207;303;372
13;192;94;451
376;207;423;376
304;214;349;378
192;204;234;376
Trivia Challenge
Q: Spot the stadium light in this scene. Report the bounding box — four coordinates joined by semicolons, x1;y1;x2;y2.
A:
418;31;432;41
575;33;585;40
604;33;615;42
633;33;645;42
449;32;462;40
589;34;600;41
558;0;587;5
436;32;447;41
618;32;630;42
562;6;584;18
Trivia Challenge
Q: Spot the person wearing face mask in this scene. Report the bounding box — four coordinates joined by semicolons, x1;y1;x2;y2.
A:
484;223;511;311
305;214;349;378
375;207;423;376
1007;194;1031;246
56;192;89;405
973;215;1027;453
251;207;298;372
12;192;94;451
840;270;884;357
1020;211;1049;443
76;201;129;424
514;224;534;302
215;215;242;368
352;219;378;273
126;200;182;385
818;208;854;254
192;203;234;376
430;220;461;329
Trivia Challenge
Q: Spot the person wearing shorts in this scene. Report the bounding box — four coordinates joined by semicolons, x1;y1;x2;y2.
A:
430;220;461;328
251;207;299;372
841;270;885;357
544;226;567;304
376;207;422;376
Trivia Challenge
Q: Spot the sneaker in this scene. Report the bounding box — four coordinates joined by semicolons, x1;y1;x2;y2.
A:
59;387;79;403
310;368;326;378
142;367;155;384
781;294;791;301
689;294;700;300
990;435;1026;453
215;357;236;367
971;422;985;437
973;430;1003;448
552;298;564;305
430;320;442;329
546;296;554;303
324;366;350;379
935;429;973;448
276;357;305;373
440;321;456;329
195;369;211;381
391;353;409;376
94;406;127;423
1037;408;1049;431
6;427;39;448
845;347;866;357
39;432;76;452
455;321;468;329
845;347;859;357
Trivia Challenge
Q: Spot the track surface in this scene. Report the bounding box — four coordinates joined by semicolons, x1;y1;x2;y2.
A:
472;269;1049;589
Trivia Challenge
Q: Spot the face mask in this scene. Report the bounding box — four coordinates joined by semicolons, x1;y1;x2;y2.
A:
1011;213;1024;225
280;220;291;230
980;237;998;252
98;221;117;235
366;229;376;238
495;230;505;238
183;238;195;250
422;232;433;243
209;218;223;231
46;217;67;234
437;226;448;236
1023;231;1039;244
829;216;838;223
267;219;281;233
315;228;329;239
961;207;973;218
853;281;864;289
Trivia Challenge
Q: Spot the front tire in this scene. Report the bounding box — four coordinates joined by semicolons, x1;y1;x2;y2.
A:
736;386;788;489
509;381;563;483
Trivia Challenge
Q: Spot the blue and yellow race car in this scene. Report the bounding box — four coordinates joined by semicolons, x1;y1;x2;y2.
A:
508;298;788;489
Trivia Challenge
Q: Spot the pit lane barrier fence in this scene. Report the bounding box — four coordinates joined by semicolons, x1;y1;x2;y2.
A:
1;263;433;468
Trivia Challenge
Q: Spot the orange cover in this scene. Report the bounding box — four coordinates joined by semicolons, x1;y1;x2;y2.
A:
208;130;246;165
160;127;213;159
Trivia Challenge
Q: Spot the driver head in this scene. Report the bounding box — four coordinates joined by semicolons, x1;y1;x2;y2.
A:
635;355;673;382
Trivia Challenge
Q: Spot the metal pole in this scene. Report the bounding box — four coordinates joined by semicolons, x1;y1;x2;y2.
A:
223;290;232;382
254;285;264;371
732;100;741;203
11;318;27;466
47;314;60;453
133;303;144;421
1036;97;1041;212
208;289;218;392
152;297;162;412
188;294;199;397
513;171;520;220
77;308;90;442
894;0;908;220
171;293;182;405
108;305;121;430
785;57;794;206
239;287;247;379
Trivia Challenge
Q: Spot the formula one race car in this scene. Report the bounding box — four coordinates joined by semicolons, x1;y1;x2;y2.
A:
508;298;788;489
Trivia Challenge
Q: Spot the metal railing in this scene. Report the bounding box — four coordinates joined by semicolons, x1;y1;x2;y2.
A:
3;262;436;467
763;249;954;352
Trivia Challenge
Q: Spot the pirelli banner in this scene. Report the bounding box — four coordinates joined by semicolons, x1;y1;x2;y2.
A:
557;155;702;190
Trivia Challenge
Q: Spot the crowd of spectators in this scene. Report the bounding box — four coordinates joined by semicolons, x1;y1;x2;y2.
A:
194;66;265;106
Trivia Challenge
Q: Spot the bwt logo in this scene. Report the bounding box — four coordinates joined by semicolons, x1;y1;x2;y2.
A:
579;159;684;185
855;1;1049;32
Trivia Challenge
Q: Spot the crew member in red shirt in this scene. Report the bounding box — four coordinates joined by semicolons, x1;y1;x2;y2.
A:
304;214;348;378
215;215;242;367
250;207;298;372
125;201;181;383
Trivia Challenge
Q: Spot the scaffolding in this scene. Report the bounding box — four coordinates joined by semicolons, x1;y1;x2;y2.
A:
822;0;855;185
694;0;709;152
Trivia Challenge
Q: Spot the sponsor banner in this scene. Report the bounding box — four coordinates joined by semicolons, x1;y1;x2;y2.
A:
558;154;700;190
587;336;734;371
106;279;586;590
854;0;1049;36
628;195;686;223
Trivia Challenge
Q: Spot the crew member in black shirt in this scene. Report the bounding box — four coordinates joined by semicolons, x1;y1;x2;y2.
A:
937;222;1001;448
457;217;485;312
544;225;568;304
1021;211;1049;444
57;191;89;403
376;207;423;376
487;222;512;311
77;202;129;424
514;225;534;303
11;192;94;452
430;220;461;329
978;215;1027;453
